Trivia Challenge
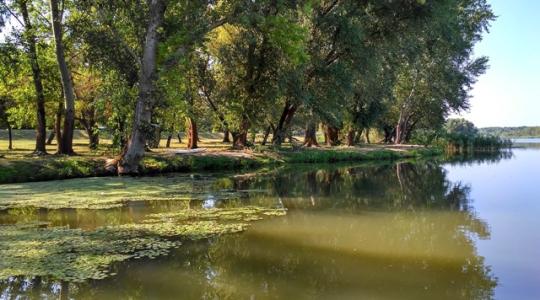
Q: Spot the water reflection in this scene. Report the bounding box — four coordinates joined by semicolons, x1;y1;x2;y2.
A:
0;160;498;299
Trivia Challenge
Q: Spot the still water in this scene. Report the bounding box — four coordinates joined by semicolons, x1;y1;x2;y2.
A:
1;147;539;299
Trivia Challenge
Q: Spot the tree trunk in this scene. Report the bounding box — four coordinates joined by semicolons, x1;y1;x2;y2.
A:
346;129;356;146
166;134;172;148
46;131;55;145
177;133;182;143
89;130;99;150
118;0;166;174
303;122;319;147
383;126;394;143
272;103;297;146
8;125;13;150
50;0;76;155
80;107;99;150
55;99;64;151
365;128;371;144
20;1;47;155
187;117;198;149
395;114;406;145
222;128;231;143
325;125;340;146
60;281;69;300
232;116;249;149
261;125;271;145
146;124;161;148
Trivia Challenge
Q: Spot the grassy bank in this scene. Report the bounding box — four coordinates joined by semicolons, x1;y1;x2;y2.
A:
0;146;441;184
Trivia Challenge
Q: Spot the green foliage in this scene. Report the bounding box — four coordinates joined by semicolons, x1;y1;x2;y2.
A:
480;126;540;138
434;119;512;152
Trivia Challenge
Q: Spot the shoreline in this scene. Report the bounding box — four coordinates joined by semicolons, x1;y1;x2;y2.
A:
0;146;442;184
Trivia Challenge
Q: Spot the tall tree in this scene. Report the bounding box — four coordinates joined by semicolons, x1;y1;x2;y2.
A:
17;0;47;154
50;0;76;154
118;0;166;174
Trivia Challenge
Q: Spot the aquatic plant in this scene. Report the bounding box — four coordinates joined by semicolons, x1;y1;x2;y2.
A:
0;206;286;282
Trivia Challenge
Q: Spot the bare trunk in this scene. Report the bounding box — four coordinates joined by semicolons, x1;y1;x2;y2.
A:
365;128;371;144
346;129;356;146
8;125;13;150
232;116;250;149
118;0;166;174
177;133;182;143
272;103;297;146
166;134;172;148
20;1;47;155
325;125;340;146
232;132;248;149
46;131;55;145
222;128;231;143
395;114;406;145
261;125;271;145
80;106;99;150
55;100;64;150
303;122;319;147
50;0;76;155
187;117;198;149
60;281;69;300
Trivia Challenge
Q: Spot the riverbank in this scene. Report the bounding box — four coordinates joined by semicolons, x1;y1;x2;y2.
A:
0;145;441;184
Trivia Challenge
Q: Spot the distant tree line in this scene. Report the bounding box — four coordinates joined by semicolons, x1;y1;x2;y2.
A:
480;127;540;138
0;0;494;173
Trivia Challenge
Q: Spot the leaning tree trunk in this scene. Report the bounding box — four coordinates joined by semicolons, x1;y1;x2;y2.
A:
272;103;297;146
303;122;319;147
261;125;272;145
325;125;340;146
20;1;47;155
50;0;76;155
118;0;166;174
186;117;198;149
46;131;55;145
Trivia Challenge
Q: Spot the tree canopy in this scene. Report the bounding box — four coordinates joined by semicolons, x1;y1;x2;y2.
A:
0;0;495;173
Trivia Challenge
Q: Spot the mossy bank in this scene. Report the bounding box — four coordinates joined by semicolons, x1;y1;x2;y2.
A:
0;146;441;184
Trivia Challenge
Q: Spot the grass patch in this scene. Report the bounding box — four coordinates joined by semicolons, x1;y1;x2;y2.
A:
0;146;441;184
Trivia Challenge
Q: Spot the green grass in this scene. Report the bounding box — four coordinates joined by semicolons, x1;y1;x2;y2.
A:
0;130;441;183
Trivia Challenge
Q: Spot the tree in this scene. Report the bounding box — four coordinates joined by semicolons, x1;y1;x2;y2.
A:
446;118;478;137
49;0;76;154
16;0;48;154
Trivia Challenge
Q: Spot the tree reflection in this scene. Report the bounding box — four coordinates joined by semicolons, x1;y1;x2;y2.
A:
0;162;497;299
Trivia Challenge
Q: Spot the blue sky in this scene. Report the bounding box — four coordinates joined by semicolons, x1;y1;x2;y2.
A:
453;0;540;127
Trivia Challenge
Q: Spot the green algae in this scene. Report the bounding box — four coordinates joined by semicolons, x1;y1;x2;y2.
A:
144;206;288;223
0;175;245;210
0;206;286;282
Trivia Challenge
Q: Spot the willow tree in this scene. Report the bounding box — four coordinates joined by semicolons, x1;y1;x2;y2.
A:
391;0;494;144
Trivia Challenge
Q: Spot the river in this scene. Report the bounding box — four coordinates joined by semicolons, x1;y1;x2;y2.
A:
1;145;539;299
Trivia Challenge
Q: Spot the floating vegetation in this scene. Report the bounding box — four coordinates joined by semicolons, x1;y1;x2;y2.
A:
0;206;286;282
144;206;287;223
0;175;245;210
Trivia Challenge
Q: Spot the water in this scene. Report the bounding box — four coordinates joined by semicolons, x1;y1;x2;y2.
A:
1;148;539;299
